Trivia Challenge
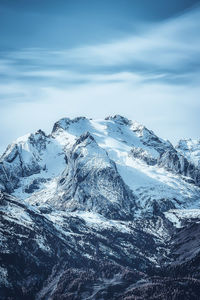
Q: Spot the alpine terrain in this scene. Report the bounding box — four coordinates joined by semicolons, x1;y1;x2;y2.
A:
1;115;200;300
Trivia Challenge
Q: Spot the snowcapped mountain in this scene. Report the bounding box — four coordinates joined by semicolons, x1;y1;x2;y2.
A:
1;115;200;299
176;138;200;168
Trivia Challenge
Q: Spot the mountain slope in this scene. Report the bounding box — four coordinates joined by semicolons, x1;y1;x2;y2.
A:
1;115;200;299
176;138;200;168
1;115;199;216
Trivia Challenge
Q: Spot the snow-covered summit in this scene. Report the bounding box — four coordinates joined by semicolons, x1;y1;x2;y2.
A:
1;116;200;299
0;115;200;218
51;115;173;158
105;114;131;125
0;128;66;195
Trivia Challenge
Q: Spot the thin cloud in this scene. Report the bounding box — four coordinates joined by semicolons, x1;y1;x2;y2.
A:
0;6;200;84
0;6;200;154
64;6;200;71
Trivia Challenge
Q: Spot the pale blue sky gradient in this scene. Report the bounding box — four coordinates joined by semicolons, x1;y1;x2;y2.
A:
0;0;200;154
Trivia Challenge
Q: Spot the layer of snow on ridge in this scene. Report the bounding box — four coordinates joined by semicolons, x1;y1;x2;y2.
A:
176;138;200;167
12;134;66;199
46;210;131;234
52;128;76;149
53;117;161;159
9;130;66;177
40;137;66;176
164;211;182;228
25;178;63;206
0;200;33;228
35;235;51;252
52;117;91;149
116;153;196;196
28;117;200;210
87;120;200;209
76;211;131;233
165;209;200;228
4;116;200;210
15;133;31;144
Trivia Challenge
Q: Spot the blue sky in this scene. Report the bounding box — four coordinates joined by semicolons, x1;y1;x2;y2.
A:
0;0;200;153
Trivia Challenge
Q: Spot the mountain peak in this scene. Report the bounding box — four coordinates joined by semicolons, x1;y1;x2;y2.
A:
105;114;131;125
1;115;200;212
73;131;95;147
2;115;200;299
52;116;87;133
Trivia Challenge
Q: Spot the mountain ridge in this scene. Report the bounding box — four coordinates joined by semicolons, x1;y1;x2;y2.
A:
1;115;200;299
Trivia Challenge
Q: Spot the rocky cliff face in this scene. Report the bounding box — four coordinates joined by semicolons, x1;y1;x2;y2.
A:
158;149;200;186
1;115;200;299
28;132;136;220
176;138;200;168
0;130;66;194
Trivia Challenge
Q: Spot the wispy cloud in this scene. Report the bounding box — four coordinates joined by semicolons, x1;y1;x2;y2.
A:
64;6;200;73
2;5;200;73
0;6;200;153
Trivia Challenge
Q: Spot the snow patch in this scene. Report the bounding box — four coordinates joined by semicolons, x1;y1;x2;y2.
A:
0;267;9;286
